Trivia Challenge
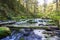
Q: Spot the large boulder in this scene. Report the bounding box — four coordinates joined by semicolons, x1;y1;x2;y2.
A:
0;27;11;39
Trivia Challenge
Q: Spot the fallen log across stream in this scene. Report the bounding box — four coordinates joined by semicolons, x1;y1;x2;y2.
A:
7;25;59;31
0;21;16;26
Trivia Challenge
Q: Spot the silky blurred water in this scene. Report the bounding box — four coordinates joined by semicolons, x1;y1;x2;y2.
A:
1;29;60;40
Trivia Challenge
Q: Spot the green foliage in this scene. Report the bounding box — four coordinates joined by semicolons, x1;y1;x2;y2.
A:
48;11;60;20
0;0;59;21
0;0;37;20
46;11;60;28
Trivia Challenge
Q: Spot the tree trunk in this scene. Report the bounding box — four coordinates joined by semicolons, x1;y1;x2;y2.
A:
43;0;47;13
56;0;59;11
59;20;60;29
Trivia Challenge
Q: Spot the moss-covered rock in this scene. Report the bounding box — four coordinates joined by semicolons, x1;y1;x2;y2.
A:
0;27;11;39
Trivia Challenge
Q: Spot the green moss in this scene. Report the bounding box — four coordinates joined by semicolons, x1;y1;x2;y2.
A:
0;27;11;39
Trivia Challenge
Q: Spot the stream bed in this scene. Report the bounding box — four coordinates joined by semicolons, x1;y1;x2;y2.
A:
1;28;60;40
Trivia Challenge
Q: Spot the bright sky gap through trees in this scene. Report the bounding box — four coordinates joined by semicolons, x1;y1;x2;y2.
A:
38;0;53;5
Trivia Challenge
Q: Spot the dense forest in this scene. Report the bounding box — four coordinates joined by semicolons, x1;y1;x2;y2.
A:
0;0;60;26
0;0;60;19
0;0;60;27
0;0;60;39
0;0;38;20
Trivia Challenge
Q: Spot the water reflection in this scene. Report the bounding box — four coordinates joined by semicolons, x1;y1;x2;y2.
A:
1;29;60;40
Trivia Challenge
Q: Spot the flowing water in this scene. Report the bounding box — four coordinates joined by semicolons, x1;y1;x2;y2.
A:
1;29;60;40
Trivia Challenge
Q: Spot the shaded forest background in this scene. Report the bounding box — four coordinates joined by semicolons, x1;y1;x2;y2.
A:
0;0;38;20
0;0;60;21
